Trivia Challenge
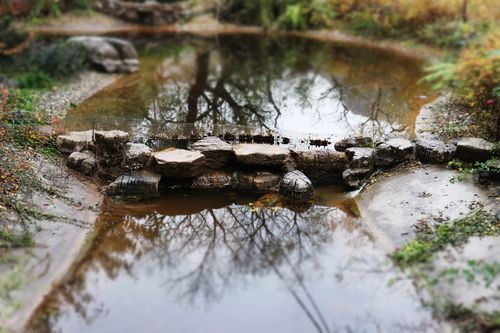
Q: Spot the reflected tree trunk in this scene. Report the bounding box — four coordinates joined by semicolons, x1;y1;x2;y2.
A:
185;51;210;135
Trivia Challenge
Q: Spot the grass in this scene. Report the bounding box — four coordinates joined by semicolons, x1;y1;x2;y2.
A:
0;229;33;249
391;209;500;331
392;210;499;267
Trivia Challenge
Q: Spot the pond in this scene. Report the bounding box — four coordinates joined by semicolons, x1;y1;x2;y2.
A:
27;35;445;332
28;188;445;333
63;35;433;144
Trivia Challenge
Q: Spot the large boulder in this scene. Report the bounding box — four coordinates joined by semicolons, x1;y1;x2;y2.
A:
123;143;151;170
334;136;373;152
235;171;281;193
68;36;139;73
374;138;414;166
191;137;234;169
415;139;456;163
345;147;375;170
56;130;93;153
153;148;206;177
67;151;97;176
291;149;348;184
191;171;235;190
279;170;314;201
456;137;494;162
233;143;289;167
107;171;161;198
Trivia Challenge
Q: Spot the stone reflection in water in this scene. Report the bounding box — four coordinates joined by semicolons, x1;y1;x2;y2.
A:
65;36;432;141
29;192;444;333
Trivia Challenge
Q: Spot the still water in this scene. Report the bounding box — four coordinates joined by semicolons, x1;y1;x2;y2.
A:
27;36;444;332
63;35;432;142
28;188;445;333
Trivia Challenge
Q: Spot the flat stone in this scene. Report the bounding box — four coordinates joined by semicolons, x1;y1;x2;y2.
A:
94;130;129;144
191;171;234;190
56;130;93;153
456;137;493;162
236;171;280;193
67;151;96;176
334;136;373;152
415;139;456;163
279;170;314;201
375;138;414;166
342;168;372;188
153;148;206;178
233;144;289;167
345;147;375;169
123;143;151;170
291;149;348;184
191;137;234;169
107;171;161;198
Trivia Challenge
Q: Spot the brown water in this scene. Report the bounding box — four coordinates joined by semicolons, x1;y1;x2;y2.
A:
63;35;432;143
28;188;446;333
27;36;445;332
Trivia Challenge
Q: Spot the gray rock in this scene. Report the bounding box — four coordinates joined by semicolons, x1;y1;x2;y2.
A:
67;151;96;176
123;143;151;170
191;137;234;169
279;170;314;201
56;130;93;153
95;130;129;166
415;139;456;163
334;136;373;152
375;138;414;166
342;168;372;188
345;147;375;170
192;171;234;189
478;159;500;183
153;148;206;177
456;137;494;162
236;171;281;193
107;171;161;198
291;149;348;184
233;143;289;167
68;36;139;73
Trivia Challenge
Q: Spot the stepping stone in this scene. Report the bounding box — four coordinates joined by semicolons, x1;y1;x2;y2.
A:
291;149;348;184
375;138;414;166
153;148;205;177
123;143;151;170
107;171;161;198
346;147;376;170
415;139;456;163
233;143;289;167
334;136;373;152
279;170;314;201
191;137;234;169
56;130;93;153
456;137;494;162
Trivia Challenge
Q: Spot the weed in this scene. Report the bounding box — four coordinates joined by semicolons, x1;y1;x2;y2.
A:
0;229;32;249
392;210;499;267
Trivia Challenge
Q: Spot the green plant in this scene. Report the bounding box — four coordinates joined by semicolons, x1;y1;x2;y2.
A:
16;71;53;90
0;229;32;248
392;210;499;267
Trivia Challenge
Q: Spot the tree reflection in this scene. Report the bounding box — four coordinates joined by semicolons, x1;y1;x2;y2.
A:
33;197;363;332
65;36;431;141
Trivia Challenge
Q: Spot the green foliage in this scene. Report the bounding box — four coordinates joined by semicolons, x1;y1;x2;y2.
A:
392;210;499;267
24;41;87;79
221;0;335;30
422;62;458;90
448;157;499;183
0;229;32;248
16;71;53;90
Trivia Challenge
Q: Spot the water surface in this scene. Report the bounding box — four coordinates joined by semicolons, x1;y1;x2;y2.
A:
28;189;443;333
63;36;433;143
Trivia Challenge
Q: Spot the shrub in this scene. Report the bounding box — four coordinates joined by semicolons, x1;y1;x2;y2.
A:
16;70;53;89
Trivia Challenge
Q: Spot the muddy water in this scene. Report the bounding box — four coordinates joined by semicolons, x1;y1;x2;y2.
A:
28;188;444;333
63;36;432;142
